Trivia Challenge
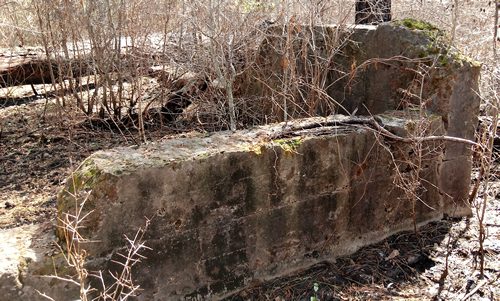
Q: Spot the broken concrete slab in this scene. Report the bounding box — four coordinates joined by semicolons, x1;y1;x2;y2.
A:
0;223;79;301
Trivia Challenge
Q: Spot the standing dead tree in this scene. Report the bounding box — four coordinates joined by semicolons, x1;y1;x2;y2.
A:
355;0;391;25
495;0;499;56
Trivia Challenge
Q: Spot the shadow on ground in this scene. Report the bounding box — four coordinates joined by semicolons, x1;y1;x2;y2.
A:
224;219;459;301
0;83;97;108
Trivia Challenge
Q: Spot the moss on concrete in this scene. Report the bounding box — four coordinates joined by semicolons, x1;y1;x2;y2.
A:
30;253;72;277
450;52;482;68
273;137;303;153
395;18;440;33
77;159;103;189
56;157;115;241
248;143;265;155
393;19;480;68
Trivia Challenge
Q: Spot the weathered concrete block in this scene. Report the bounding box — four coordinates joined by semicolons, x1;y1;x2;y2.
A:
0;224;79;301
239;21;480;215
55;112;454;300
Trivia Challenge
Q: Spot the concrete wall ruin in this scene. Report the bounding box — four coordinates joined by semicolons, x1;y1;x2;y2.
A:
57;112;455;300
1;21;480;300
239;22;480;216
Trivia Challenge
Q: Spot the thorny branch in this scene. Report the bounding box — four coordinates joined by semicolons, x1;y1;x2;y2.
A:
270;115;482;150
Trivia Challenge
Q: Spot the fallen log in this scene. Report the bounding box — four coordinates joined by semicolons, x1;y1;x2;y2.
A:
0;47;160;89
0;51;54;87
0;50;93;88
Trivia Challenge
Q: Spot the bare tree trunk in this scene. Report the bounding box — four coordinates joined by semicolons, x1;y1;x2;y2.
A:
494;0;499;57
355;0;391;25
450;0;459;44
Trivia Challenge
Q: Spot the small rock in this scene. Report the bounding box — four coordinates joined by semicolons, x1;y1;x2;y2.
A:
465;278;475;293
385;249;400;261
407;255;419;265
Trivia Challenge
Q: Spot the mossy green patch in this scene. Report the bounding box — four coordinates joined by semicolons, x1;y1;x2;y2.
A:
31;253;72;276
79;160;102;186
394;19;451;66
273;137;302;153
433;48;481;68
395;18;440;33
57;159;99;211
451;52;482;68
56;156;109;240
394;18;481;68
196;151;212;159
248;143;265;155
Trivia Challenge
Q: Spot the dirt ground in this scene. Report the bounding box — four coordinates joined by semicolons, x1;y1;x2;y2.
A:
224;192;500;301
0;92;136;228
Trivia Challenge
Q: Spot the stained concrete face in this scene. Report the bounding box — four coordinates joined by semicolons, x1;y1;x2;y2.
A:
0;22;480;301
54;112;453;300
239;22;480;215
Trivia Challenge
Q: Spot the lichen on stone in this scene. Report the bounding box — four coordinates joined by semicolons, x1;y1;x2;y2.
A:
393;19;480;68
273;137;303;153
395;18;441;33
248;143;265;155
